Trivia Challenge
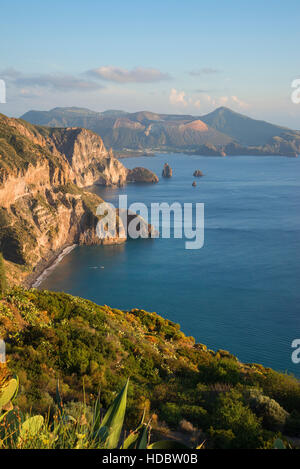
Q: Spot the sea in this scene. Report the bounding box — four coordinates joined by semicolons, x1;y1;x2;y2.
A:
40;153;300;377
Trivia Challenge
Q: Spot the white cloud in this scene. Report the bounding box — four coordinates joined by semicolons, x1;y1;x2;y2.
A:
231;95;248;108
218;96;229;106
169;88;188;107
169;88;248;113
194;99;201;109
89;66;171;83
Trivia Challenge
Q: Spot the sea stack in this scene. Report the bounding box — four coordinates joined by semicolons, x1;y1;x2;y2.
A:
162;163;172;178
193;170;204;177
127;167;159;183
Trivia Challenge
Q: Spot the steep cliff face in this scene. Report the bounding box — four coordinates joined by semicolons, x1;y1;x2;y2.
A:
0;180;120;286
0;114;156;285
48;127;128;186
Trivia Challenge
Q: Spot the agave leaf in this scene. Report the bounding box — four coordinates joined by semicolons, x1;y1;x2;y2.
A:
138;408;146;427
122;431;140;449
11;375;19;403
196;440;206;449
92;390;102;431
0;378;18;410
96;379;129;448
56;379;63;415
19;415;44;440
95;425;109;445
148;440;190;449
121;408;147;449
122;423;149;450
136;424;149;449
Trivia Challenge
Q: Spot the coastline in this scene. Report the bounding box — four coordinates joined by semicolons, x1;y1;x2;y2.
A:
28;244;77;289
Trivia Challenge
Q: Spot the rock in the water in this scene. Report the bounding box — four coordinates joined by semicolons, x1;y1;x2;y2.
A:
127;166;158;183
192;181;197;187
193;170;204;177
162;163;172;178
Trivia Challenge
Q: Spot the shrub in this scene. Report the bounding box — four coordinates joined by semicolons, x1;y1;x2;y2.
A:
209;427;235;449
247;389;289;431
211;389;263;449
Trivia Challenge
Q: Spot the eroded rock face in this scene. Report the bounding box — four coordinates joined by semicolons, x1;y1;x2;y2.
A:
162;163;172;178
49;128;129;187
0;185;114;285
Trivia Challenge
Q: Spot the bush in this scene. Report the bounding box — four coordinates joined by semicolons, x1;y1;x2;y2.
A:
247;389;289;431
209;427;235;449
211;389;263;449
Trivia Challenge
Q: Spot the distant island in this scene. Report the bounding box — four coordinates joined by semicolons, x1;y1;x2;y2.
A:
21;106;300;158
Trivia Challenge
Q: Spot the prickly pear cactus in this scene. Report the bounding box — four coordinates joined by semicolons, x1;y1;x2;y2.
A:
0;377;19;411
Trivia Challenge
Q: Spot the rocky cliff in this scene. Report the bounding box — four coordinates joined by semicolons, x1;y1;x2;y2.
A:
0;114;157;285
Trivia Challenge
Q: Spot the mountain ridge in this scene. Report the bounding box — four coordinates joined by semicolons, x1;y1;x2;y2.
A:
21;106;300;157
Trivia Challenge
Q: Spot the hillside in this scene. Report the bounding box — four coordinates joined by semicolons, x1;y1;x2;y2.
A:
0;113;157;286
21;107;300;157
1;287;300;448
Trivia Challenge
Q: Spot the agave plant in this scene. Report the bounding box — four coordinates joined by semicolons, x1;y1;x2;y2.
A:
55;377;192;449
1;373;198;449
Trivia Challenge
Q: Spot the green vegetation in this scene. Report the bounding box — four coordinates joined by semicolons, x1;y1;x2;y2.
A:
0;287;299;448
0;369;192;449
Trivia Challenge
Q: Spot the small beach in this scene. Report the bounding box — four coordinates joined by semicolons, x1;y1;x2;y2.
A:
30;244;77;288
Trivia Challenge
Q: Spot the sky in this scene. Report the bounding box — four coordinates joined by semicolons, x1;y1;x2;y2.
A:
0;0;300;128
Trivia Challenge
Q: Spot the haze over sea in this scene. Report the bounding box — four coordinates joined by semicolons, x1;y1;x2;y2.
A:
41;154;300;377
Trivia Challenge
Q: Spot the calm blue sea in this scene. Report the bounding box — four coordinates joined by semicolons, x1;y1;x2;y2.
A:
41;154;300;377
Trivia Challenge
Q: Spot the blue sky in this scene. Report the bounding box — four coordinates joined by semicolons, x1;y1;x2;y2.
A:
1;0;300;127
